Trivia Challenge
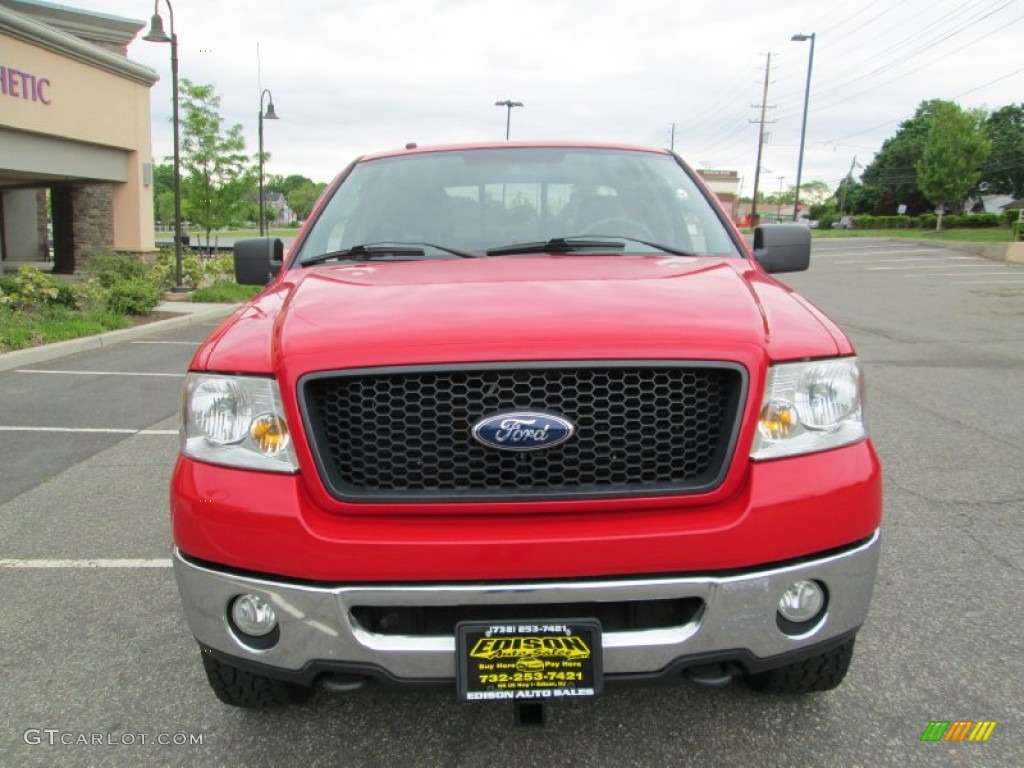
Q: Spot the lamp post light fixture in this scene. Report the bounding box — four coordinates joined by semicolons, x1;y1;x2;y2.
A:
791;32;815;222
258;89;279;237
143;0;187;292
494;99;523;140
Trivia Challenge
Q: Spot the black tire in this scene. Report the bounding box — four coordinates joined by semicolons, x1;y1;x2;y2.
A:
746;638;856;694
201;651;314;708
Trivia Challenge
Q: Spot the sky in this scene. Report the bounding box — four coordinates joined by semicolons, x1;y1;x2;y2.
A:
66;0;1024;197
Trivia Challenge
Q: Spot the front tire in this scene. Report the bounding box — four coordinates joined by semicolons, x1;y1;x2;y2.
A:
746;637;856;694
200;650;314;707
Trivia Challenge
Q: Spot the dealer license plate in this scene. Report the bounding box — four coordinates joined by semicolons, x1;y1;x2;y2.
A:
456;619;602;702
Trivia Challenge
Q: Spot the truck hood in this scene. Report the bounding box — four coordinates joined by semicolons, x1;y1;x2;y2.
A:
196;255;845;373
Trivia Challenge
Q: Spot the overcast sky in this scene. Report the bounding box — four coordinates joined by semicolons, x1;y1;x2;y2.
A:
70;0;1024;196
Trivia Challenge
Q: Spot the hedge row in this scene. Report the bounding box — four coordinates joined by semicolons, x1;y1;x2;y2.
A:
849;212;1015;230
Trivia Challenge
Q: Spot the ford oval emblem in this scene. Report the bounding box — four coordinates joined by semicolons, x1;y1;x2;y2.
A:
471;411;575;451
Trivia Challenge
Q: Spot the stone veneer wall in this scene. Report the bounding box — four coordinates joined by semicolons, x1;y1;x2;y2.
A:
72;184;113;270
35;189;48;260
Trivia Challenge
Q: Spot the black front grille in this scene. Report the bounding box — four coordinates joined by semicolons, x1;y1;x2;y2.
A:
301;363;745;502
351;598;705;636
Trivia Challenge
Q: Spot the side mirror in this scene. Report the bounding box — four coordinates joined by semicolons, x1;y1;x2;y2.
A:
752;224;811;274
234;238;284;285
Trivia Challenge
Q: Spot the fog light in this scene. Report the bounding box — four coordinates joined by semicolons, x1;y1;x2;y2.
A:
777;580;824;623
231;594;277;637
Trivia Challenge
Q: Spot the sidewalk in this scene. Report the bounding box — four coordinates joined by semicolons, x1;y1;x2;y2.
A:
0;301;238;373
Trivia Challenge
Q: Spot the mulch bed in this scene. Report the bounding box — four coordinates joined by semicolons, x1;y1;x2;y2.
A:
129;310;183;327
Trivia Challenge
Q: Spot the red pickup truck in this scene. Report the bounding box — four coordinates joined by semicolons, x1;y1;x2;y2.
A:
171;142;881;709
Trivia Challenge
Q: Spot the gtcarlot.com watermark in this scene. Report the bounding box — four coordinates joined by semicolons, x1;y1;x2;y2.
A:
23;729;205;747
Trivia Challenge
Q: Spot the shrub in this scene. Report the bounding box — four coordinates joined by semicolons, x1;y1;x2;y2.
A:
148;248;204;290
920;213;938;229
84;252;150;288
1004;210;1021;227
817;212;838;229
962;213;1003;228
71;279;111;313
52;282;80;308
203;254;236;285
0;267;61;311
105;278;161;315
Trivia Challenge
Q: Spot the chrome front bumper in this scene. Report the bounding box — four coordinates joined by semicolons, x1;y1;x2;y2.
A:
174;531;879;683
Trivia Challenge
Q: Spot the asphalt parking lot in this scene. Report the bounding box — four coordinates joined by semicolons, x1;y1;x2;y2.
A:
1;238;1021;767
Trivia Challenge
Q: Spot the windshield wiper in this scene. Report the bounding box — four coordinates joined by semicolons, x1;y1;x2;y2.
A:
300;242;479;267
486;237;626;256
618;238;698;257
485;236;698;258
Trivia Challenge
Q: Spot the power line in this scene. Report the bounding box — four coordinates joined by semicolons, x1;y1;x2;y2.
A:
812;0;1018;109
825;63;1024;145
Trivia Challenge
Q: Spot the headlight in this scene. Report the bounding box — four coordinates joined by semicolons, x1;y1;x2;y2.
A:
750;358;865;460
183;374;299;472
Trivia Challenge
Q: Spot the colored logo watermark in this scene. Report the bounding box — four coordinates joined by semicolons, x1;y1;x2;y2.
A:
920;721;997;742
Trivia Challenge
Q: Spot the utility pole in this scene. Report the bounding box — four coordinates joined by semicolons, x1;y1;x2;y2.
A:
750;53;775;227
670;122;677;152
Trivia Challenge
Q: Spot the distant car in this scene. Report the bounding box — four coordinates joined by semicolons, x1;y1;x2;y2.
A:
831;216;854;230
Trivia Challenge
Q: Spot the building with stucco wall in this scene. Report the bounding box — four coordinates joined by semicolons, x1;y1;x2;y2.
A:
1;0;157;274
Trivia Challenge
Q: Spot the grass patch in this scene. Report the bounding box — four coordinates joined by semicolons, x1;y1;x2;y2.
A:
190;283;262;303
812;228;1014;242
0;307;131;352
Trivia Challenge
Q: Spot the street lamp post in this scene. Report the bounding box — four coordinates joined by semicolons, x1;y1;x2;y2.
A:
791;32;815;222
143;0;186;292
494;99;523;140
258;89;279;237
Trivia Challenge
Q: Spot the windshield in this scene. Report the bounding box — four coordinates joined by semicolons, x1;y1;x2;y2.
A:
295;147;741;263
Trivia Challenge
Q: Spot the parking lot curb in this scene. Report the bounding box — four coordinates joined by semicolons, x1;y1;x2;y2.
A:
0;304;238;373
884;237;1024;263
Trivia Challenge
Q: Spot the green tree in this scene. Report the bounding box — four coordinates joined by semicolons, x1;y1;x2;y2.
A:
861;99;950;215
266;173;314;198
151;162;175;226
798;179;831;205
982;104;1024;199
286;180;327;220
178;80;255;251
915;102;990;230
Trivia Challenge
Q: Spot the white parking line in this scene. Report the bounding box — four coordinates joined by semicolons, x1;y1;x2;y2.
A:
814;248;950;256
0;426;177;435
813;244;941;249
15;370;186;377
0;559;172;568
903;272;1017;278
866;264;1004;271
960;279;1024;284
832;256;977;265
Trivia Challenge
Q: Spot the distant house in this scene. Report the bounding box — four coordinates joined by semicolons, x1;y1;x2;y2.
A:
978;194;1013;213
247;191;297;225
264;192;297;225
